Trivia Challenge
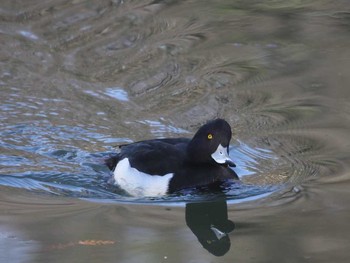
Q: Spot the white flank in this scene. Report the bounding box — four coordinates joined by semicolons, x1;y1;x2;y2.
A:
113;158;174;197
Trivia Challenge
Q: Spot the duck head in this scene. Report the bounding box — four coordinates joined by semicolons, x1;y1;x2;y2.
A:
187;119;236;167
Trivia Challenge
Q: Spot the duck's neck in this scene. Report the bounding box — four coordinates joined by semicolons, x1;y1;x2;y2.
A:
186;140;213;165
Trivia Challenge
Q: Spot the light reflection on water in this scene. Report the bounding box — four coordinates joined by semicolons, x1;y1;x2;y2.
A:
1;110;286;203
105;87;129;102
0;139;280;203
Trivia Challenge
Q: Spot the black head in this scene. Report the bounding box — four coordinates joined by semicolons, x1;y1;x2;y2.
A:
187;119;235;167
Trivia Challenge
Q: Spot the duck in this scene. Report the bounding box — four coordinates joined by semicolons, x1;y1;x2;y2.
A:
105;119;238;197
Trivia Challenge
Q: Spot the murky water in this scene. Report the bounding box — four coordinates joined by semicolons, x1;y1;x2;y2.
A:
1;0;350;262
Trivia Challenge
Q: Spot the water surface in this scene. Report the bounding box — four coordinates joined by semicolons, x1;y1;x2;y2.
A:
1;0;350;262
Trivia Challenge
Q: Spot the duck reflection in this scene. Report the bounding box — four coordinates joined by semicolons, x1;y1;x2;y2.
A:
185;198;234;256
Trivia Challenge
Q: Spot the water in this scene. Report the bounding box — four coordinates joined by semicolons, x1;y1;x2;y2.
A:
1;0;350;262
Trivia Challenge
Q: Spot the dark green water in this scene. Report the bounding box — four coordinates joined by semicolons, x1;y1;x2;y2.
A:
1;0;350;262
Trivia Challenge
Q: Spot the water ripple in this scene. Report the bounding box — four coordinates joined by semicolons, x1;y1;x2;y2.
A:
1;0;349;206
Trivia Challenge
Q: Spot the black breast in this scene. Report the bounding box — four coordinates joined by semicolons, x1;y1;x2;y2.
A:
168;164;238;193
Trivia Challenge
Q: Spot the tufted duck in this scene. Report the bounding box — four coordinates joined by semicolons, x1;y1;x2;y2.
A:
105;119;238;196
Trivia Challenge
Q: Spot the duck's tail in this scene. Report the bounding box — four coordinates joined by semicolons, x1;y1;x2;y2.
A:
105;155;120;171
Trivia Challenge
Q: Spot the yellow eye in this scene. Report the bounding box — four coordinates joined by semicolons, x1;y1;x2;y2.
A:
207;133;213;140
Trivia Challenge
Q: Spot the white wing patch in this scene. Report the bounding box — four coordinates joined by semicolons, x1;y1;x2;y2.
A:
113;158;174;197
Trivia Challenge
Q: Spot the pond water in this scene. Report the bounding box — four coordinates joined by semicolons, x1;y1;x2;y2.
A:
1;0;350;262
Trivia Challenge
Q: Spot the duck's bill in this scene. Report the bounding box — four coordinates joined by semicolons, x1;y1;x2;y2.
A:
225;159;236;167
211;144;236;167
